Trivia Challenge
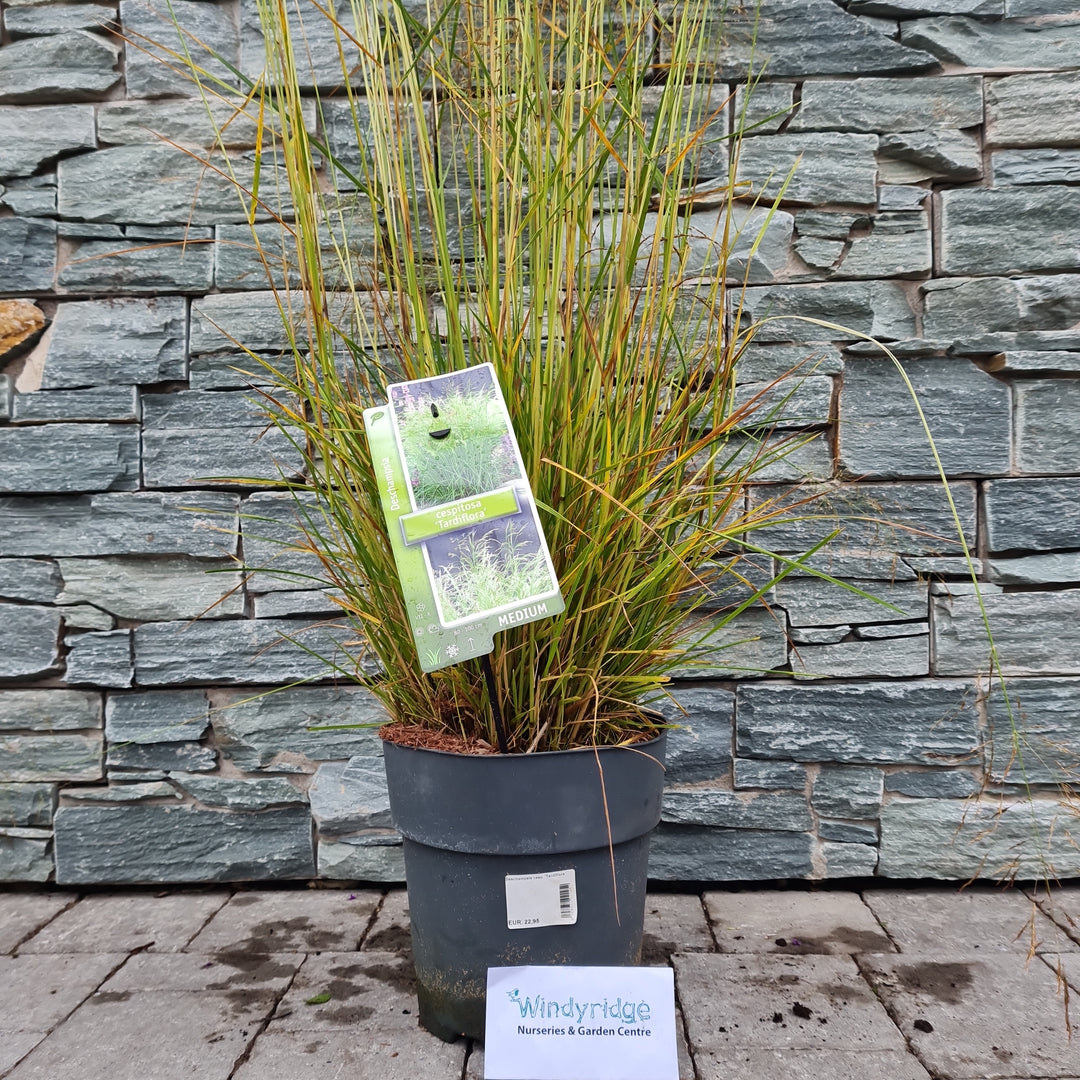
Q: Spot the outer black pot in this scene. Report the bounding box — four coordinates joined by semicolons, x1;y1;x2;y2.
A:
381;732;667;1042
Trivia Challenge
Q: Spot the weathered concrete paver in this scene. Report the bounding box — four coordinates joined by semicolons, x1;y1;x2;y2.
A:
18;890;229;953
102;949;304;993
0;892;76;954
0;953;126;1030
692;1048;931;1080
185;888;381;953
704;890;895;954
859;951;1080;1079
864;886;1076;957
642;892;716;963
361;887;412;955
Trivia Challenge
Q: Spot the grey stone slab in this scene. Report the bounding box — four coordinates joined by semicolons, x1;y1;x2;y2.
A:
43;297;186;388
317;834;406;883
234;1028;466;1080
821;842;880;877
737;680;979;765
648;825;813;881
863;887;1073;957
737;132;879;207
990;553;1080;586
0;952;125;1028
65;629;133;688
735;341;844;382
674;606;789;679
735;81;795;136
791;625;850;645
142;389;302;488
54;805;315;884
902;14;1080;70
743;280;917;343
106;741;217;773
987;71;1080;148
0;424;139;494
58;556;244;621
0;830;52;882
662;790;812;832
4;4;115;36
675;952;907;1050
993;148;1080;185
106;689;210;745
884;768;980;798
683;0;938;79
790;75;982;134
750;480;978;558
62;781;180;803
1;174;56;217
642;893;715;965
813;766;884;819
879;797;1080;879
214;222;300;292
784;547;920;583
0;891;75;953
5;985;276;1080
240;491;327;593
734;375;833;429
728;430;834;485
0;605;61;679
0;492;239;559
1015;378;1080;475
120;0;239;98
839;357;1011;479
104;949;303;993
924;273;1080;341
20;891;230;954
776;577;928;628
860;951;1080;1077
0;559;62;602
0;689;100;732
0;782;55;826
982;349;1080;374
11;387;138;423
652;686;733;784
792;632;930;679
985;477;1080;554
187;890;381;954
188;351;275;391
733;759;807;792
0;216;57;292
60;605;122;632
57;230;215;294
209;685;385;771
850;0;999;10
0;30;120;103
690;1047;930;1080
0;105;95;179
942;187;1080;276
704;890;893;955
252;590;346;618
809;211;931;280
1;734;103;782
134;617;362;686
310;758;391;837
173;774;305;810
878;185;930;212
933;586;1080;676
986;677;1080;784
879;129;981;183
190;290;296;355
819;822;878;843
58;144;282;226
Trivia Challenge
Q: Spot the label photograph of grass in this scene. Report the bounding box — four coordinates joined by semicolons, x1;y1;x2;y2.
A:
370;364;563;665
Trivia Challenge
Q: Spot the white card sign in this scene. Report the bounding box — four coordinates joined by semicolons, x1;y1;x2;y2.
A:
484;966;678;1080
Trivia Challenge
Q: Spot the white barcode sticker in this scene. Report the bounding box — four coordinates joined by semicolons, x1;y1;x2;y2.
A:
504;869;578;930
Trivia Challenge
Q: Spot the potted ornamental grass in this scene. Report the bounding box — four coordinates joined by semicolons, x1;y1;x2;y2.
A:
213;0;818;1040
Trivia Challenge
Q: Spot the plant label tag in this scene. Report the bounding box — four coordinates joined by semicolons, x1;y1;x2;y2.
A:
363;363;564;673
505;869;578;930
484;965;678;1080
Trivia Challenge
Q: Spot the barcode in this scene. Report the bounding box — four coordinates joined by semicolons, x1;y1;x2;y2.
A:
559;882;572;917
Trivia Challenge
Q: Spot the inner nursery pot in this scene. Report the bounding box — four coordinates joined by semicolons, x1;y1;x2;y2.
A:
381;732;667;1042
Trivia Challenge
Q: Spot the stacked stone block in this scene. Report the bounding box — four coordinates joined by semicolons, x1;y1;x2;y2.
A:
1;0;1078;885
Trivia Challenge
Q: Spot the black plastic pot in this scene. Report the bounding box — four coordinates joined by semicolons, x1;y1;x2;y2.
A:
381;732;667;1042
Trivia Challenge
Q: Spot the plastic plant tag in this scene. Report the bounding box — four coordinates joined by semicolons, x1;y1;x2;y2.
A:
505;869;578;930
484;966;678;1080
364;363;564;673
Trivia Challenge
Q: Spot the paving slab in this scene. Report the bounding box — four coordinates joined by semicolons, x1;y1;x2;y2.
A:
102;949;304;992
1031;882;1080;945
704;890;894;954
185;888;381;953
0;953;126;1030
362;888;412;956
5;986;278;1080
859;951;1080;1079
0;1032;46;1076
18;890;230;954
692;1048;931;1079
674;952;910;1053
642;892;716;963
269;950;422;1033
864;886;1076;957
234;1028;467;1080
0;892;77;954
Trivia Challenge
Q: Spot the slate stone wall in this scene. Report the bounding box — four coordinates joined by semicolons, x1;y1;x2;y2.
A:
1;0;1079;885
